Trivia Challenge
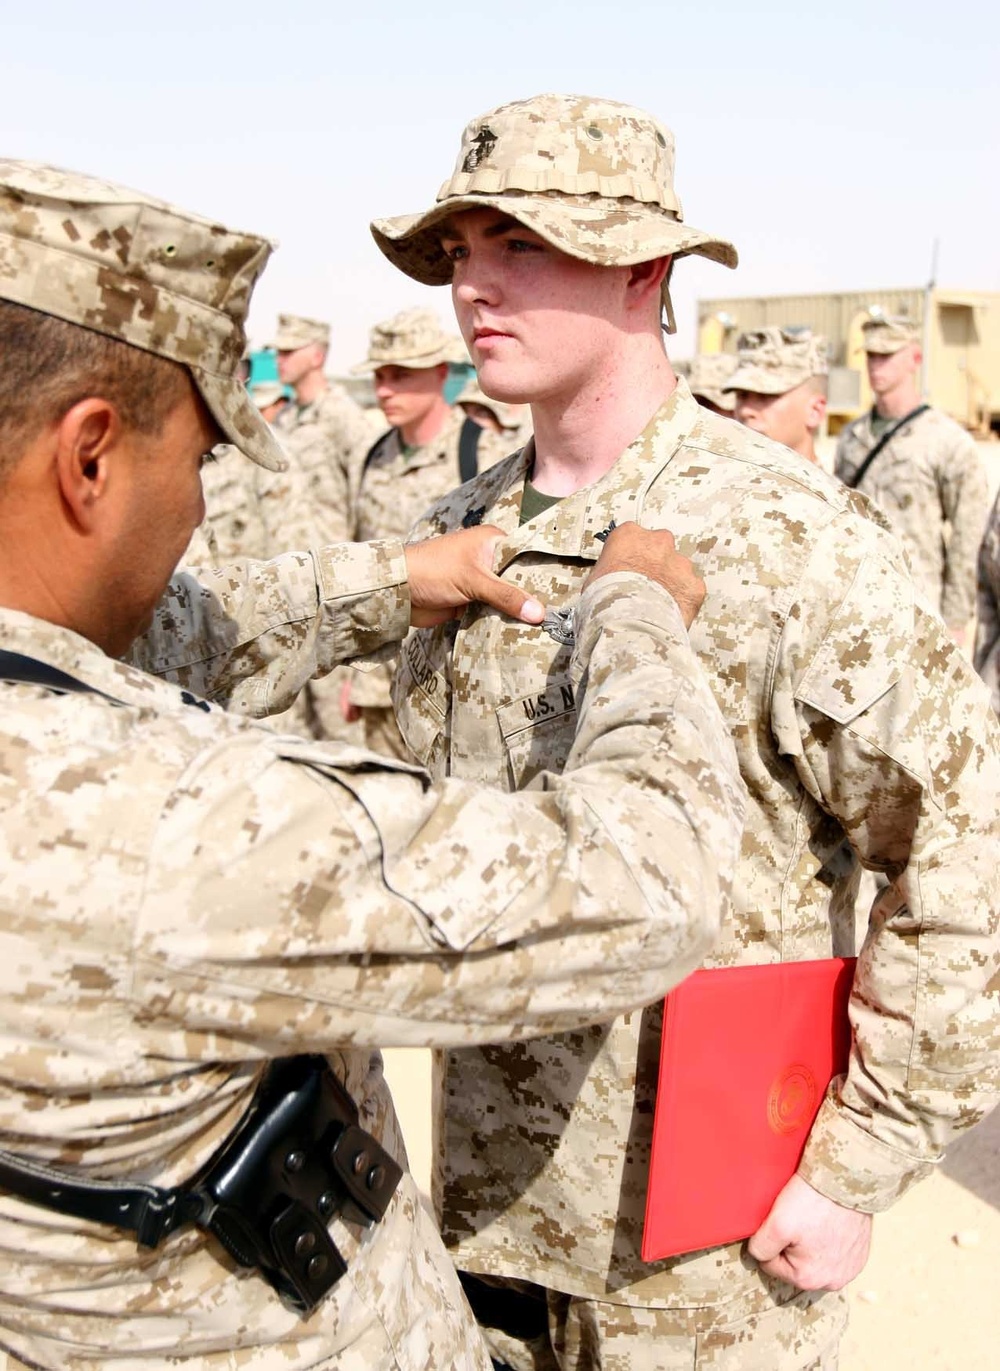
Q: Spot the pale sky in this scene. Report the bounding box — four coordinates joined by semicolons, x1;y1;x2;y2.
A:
4;0;998;371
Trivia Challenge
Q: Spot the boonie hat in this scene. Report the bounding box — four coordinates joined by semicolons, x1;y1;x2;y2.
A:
686;354;737;413
455;377;528;431
0;160;285;471
249;380;288;409
725;326;829;395
269;313;330;352
862;313;919;355
351;308;468;375
370;93;737;333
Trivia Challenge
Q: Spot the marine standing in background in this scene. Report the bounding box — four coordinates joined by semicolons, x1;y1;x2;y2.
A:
727;327;829;465
974;487;1000;712
344;308;512;754
374;93;1000;1371
835;313;988;644
685;352;737;417
0;157;745;1371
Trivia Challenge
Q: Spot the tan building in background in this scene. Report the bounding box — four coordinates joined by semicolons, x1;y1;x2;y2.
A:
697;288;1000;435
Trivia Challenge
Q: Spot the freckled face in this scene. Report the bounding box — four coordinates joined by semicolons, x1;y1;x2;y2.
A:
441;208;631;407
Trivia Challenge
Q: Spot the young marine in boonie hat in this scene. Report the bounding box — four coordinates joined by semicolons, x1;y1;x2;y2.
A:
370;93;738;332
0;160;286;471
350;308;468;375
861;313;920;355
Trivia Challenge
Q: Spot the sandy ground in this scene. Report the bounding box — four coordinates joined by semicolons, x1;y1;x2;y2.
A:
384;1048;1000;1370
382;439;1000;1369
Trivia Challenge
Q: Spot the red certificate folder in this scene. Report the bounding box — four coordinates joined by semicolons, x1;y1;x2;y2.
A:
641;956;856;1262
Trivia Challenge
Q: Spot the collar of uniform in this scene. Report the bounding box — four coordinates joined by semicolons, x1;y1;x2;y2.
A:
491;379;699;573
384;406;465;471
0;605;178;708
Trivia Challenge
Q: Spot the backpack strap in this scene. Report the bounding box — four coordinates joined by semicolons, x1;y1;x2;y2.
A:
458;417;482;484
845;404;930;490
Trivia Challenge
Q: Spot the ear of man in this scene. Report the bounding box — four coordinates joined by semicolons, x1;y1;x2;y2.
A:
625;254;672;321
53;399;124;533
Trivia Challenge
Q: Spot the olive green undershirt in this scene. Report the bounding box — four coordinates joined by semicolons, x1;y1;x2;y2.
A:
519;478;564;525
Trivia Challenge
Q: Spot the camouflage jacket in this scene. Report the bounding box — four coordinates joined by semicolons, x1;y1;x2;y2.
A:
258;383;383;552
350;410;515;708
834;406;988;629
974;486;1000;712
395;379;1000;1322
0;542;743;1368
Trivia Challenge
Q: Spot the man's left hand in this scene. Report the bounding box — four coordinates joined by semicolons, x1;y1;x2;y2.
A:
746;1173;873;1291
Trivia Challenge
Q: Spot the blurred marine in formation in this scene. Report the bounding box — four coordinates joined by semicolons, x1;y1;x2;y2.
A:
344;308;513;753
374;93;1000;1371
727;326;829;465
685;352;736;416
0;158;746;1370
835;314;987;644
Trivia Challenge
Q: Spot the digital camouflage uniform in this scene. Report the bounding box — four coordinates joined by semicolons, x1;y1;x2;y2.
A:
251;314;383;742
348;310;514;753
834;318;988;632
396;381;1000;1370
0;161;746;1369
974;486;1000;712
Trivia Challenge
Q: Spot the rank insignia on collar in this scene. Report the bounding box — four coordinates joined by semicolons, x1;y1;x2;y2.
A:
180;690;211;713
595;519;617;543
462;506;486;528
542;606;576;646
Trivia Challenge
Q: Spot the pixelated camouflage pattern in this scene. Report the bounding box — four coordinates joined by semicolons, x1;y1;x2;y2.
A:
861;315;920;354
393;379;1000;1351
479;1278;845;1371
685;354;737;413
351;307;468;375
349;409;517;712
974;487;1000;712
724;327;829;396
0;160;285;472
269;311;331;351
0;550;742;1366
370;94;737;294
834;406;988;629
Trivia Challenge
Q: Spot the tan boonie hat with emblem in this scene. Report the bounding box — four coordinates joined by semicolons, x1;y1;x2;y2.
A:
0;160;285;471
686;354;737;412
351;308;468;375
862;313;919;355
370;93;737;333
269;312;330;352
724;326;829;395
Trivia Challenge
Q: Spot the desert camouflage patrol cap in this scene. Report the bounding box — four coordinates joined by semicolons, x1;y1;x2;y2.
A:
686;353;737;412
862;313;920;354
0;160;286;471
370;93;737;333
269;312;330;351
350;307;468;375
724;326;829;395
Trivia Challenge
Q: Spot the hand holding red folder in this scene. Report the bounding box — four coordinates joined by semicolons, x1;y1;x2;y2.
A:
642;957;857;1264
748;1171;873;1290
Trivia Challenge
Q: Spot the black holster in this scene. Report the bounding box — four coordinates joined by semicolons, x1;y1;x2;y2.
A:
0;1055;402;1315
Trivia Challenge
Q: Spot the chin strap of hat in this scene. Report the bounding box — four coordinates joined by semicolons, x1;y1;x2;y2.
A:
661;281;677;335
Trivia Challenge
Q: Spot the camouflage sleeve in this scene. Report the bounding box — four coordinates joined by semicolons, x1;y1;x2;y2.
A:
974;490;1000;711
938;429;988;629
775;514;1000;1210
129;540;410;717
132;572;745;1049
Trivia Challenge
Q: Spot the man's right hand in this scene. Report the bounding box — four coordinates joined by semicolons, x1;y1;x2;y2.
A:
586;522;705;628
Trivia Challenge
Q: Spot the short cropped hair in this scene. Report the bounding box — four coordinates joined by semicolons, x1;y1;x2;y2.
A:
0;299;190;483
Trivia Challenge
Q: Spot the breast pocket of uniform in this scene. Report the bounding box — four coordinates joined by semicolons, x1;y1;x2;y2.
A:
392;630;448;767
496;677;578;788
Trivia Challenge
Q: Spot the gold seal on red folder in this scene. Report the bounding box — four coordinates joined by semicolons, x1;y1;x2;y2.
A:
767;1065;817;1135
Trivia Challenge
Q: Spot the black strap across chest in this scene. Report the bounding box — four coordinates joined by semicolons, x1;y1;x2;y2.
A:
0;649;109;698
846;404;930;490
